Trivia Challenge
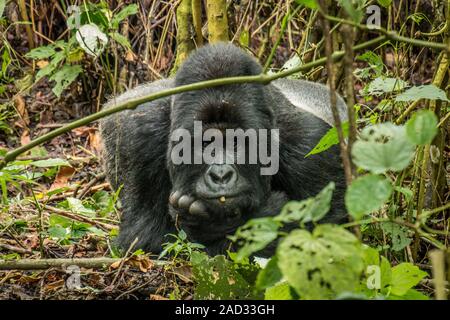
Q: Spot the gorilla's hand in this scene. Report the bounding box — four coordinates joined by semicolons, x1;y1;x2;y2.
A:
168;191;209;226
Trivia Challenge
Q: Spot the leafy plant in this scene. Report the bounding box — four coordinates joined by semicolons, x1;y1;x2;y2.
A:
24;2;138;97
159;230;205;259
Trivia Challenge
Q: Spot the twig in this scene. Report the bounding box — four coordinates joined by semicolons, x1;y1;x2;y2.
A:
323;14;450;52
318;0;353;186
0;243;32;254
109;237;139;288
77;173;106;199
43;205;117;231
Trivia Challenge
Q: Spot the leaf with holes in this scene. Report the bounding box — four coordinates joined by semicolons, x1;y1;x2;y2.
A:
277;225;365;299
364;77;408;96
191;252;253;300
229;217;281;263
380;222;412;251
275;182;335;224
352;123;415;174
396;84;450;102
49;64;83;97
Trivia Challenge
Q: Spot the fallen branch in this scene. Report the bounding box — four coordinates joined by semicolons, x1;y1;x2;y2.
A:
0;257;119;270
0;257;168;270
43;205;117;231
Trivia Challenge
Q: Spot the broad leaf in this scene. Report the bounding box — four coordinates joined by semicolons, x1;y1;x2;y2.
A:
229;218;281;262
191;252;253;300
49;64;83;97
294;0;318;9
345;174;392;219
364;77;408;95
352;123;415;174
405;110;438;145
25;46;56;60
396;85;450;102
277;225;365;299
275;182;335;224
390;263;428;296
76;24;108;57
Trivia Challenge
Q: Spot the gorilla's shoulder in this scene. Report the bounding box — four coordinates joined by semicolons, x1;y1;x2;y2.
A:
272;79;348;126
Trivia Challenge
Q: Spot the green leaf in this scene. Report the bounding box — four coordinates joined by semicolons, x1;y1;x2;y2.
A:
264;282;293;300
352;123;415;174
388;289;429;300
275;182;335;224
25;46;56;60
256;256;283;290
390;263;428;296
405;110;438;145
380;221;412;251
109;32;131;48
380;256;392;292
396;85;450;102
345;175;392;219
191;252;253;300
377;0;392;7
229;217;281;262
35;51;65;81
239;29;250;47
294;0;318;9
338;0;364;23
355;51;384;78
49;214;72;228
364;77;408;96
49;64;83;97
277;225;365;299
66;197;96;216
76;24;108;57
111;4;139;29
48;225;69;239
31;158;71;168
306;122;349;156
0;0;6;18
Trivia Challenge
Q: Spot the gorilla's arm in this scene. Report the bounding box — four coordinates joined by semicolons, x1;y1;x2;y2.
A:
100;80;176;253
267;81;348;224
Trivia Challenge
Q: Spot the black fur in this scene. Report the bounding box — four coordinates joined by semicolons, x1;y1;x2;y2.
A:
100;43;347;256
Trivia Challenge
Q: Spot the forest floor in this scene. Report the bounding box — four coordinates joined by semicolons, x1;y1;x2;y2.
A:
0;80;194;300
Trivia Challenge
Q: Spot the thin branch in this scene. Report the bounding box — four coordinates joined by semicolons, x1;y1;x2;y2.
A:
318;0;353;186
0;36;388;169
324;14;450;52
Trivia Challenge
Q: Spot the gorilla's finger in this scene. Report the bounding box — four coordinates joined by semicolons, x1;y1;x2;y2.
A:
178;195;195;209
169;191;182;207
189;201;209;217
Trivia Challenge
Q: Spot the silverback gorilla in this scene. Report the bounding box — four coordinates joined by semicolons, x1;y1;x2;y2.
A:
100;43;348;256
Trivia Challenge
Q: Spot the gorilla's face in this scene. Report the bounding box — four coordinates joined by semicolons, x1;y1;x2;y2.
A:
166;84;275;242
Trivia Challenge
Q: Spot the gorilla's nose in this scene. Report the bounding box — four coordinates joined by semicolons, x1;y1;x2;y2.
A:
205;164;237;189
